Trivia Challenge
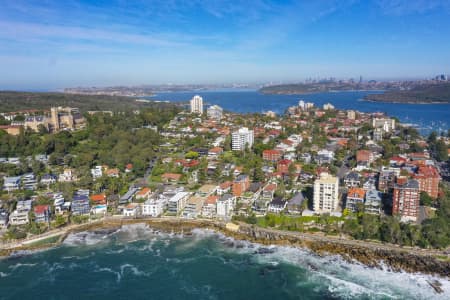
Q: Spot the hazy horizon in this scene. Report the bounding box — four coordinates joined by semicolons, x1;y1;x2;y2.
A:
1;0;450;90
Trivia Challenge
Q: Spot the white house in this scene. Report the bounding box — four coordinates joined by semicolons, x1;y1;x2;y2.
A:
90;166;103;179
123;203;141;218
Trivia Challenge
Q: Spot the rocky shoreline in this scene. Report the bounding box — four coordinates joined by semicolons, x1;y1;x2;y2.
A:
2;218;449;280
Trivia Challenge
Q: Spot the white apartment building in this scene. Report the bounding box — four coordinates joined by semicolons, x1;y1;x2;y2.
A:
207;105;223;120
232;127;254;151
313;172;339;213
372;117;395;132
323;103;335;110
216;194;236;219
167;192;191;215
142;198;165;217
190;95;203;114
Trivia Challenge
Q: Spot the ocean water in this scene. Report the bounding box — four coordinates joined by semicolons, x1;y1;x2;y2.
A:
148;90;450;135
0;224;448;300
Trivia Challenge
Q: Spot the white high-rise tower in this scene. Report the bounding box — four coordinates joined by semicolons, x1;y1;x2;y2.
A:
190;95;203;114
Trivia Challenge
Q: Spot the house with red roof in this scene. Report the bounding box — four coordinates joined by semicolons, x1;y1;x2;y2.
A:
162;173;182;183
277;159;292;174
136;187;152;200
346;188;366;212
34;205;51;223
90;194;107;205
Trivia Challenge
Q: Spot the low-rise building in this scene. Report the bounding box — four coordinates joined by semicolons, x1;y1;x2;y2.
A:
136;187;152;200
40;174;57;185
346;188;366;212
365;190;382;214
232;175;250;197
267;197;287;213
0;209;9;228
262;149;282;162
22;173;37;190
287;192;306;214
344;172;361;188
196;184;217;197
59;169;78;182
123;203;141;218
34;205;51;223
71;195;90;215
9;200;32;225
3;176;21;192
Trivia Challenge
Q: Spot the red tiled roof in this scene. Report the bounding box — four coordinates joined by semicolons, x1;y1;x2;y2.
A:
34;205;49;214
162;173;182;180
264;183;277;191
219;181;233;189
205;195;219;205
347;188;366;199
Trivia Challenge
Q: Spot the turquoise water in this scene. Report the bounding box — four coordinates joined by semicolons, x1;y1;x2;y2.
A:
149;90;449;135
1;224;448;299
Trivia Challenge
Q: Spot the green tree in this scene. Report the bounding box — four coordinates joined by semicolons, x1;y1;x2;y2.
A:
435;140;448;162
420;191;433;206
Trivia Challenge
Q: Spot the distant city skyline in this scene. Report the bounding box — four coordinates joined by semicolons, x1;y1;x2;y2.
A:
1;0;450;90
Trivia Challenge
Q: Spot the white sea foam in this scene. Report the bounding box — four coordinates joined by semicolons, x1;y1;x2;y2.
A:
95;266;122;283
60;225;449;299
93;262;150;283
0;271;9;277
187;228;450;299
63;231;110;247
8;262;37;271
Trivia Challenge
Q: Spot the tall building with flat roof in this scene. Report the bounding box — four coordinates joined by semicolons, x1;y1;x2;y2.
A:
190;95;203;114
232;127;254;151
392;177;420;222
313;172;339;213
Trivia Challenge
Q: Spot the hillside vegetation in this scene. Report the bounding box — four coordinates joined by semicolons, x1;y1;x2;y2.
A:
0;91;170;112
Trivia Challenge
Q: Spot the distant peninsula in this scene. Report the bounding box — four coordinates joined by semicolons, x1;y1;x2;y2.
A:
259;80;450;104
363;83;450;104
259;81;390;95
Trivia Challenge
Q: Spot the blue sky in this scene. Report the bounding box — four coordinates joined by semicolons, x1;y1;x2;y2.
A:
1;0;450;90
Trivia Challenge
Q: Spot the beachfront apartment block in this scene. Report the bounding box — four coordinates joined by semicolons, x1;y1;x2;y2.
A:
216;194;236;219
313;173;339;213
392;177;420;222
167;192;190;215
141;198;165;217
